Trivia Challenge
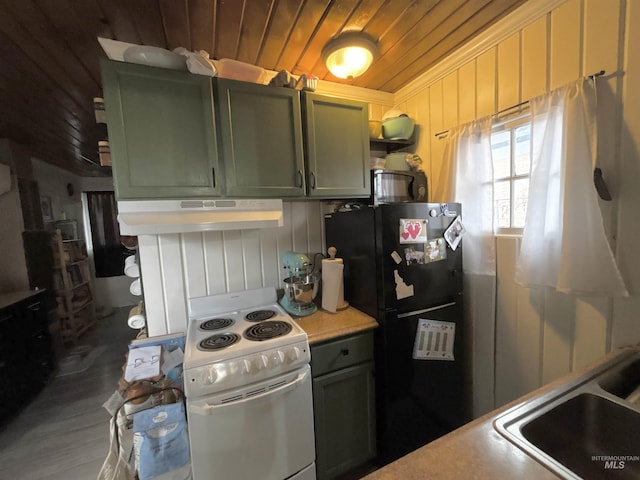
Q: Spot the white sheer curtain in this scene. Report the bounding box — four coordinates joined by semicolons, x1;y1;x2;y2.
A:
515;78;628;296
435;118;496;417
435;118;495;275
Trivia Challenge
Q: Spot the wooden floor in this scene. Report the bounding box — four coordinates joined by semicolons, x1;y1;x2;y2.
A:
0;307;383;480
0;307;135;479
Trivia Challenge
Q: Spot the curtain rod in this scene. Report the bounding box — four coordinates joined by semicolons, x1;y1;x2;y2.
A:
433;69;606;138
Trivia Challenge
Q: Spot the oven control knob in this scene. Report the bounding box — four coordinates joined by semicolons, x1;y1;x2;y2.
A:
199;367;217;385
242;358;253;374
254;354;268;371
287;346;301;362
272;350;285;366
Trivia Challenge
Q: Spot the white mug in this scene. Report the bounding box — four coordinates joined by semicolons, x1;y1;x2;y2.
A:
130;278;142;296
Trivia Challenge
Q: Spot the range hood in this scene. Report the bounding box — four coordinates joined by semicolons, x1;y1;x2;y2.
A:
117;199;284;235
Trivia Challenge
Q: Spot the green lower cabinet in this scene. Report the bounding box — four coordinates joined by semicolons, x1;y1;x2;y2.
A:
311;332;376;480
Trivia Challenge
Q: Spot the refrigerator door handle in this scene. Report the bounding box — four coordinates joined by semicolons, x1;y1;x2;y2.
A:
397;301;456;319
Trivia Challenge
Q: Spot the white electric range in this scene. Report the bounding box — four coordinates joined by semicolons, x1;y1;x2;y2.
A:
184;287;316;480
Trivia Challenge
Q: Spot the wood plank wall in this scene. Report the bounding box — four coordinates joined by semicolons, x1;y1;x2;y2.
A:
393;0;640;417
139;201;324;336
135;0;640;421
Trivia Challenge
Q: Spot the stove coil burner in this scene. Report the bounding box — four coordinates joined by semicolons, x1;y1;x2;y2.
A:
244;321;292;341
199;333;241;351
199;318;235;331
245;309;277;322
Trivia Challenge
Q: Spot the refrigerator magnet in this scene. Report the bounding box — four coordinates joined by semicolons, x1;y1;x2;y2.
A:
399;219;428;243
412;319;456;361
424;238;447;263
404;247;425;265
444;216;465;250
393;269;414;299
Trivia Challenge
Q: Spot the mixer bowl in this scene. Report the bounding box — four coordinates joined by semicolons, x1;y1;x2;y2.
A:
283;273;319;305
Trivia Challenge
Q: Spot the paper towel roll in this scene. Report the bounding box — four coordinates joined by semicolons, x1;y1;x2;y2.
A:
128;303;146;329
322;258;346;313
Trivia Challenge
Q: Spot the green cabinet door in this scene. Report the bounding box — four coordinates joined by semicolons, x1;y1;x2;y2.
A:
101;60;220;199
313;361;377;480
303;93;370;198
215;78;305;197
311;331;377;480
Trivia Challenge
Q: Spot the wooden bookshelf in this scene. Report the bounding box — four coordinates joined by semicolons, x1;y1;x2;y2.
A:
51;229;96;344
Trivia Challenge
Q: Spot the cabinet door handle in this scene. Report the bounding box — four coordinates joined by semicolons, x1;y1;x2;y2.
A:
212;167;216;188
297;170;303;188
310;171;316;189
341;349;349;356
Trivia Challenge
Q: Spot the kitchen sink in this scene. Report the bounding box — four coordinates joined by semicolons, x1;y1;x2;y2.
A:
494;347;640;479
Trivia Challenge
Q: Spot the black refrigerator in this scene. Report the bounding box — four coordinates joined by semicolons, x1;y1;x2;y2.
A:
324;202;471;465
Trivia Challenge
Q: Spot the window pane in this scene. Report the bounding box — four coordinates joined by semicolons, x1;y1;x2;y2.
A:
514;124;531;176
513;178;529;228
491;131;511;179
494;180;511;228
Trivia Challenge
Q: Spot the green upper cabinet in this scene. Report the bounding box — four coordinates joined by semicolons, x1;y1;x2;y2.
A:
215;78;305;197
101;60;220;199
302;93;370;198
102;59;370;200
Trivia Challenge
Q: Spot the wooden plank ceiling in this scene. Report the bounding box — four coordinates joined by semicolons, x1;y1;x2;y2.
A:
0;0;526;177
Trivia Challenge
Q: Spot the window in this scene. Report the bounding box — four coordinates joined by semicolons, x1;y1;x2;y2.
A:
491;117;531;233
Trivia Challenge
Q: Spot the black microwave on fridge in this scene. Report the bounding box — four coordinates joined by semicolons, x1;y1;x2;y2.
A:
370;169;428;205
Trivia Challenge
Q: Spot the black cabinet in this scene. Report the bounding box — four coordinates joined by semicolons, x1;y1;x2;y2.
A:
311;331;376;480
0;291;54;424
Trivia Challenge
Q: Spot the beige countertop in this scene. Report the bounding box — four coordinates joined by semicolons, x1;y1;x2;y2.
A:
363;346;637;480
293;306;378;345
0;290;42;310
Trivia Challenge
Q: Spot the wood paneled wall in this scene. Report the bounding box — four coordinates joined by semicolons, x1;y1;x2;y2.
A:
134;0;640;420
395;0;640;417
135;80;392;337
139;201;324;336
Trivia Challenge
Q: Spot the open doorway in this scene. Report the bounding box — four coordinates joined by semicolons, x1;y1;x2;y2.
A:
82;192;138;311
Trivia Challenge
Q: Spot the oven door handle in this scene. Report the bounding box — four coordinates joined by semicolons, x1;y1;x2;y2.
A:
188;369;310;416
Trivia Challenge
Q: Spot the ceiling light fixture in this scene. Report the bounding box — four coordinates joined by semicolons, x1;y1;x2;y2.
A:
321;31;379;79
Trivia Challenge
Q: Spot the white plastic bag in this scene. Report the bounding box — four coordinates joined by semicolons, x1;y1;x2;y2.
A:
173;47;217;77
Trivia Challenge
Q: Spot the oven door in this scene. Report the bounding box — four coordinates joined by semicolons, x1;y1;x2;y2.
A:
187;365;315;480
